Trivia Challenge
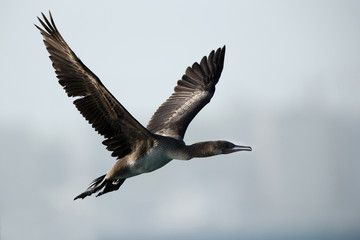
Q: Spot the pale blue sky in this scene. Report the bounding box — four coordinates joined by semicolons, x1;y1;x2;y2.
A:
1;1;360;239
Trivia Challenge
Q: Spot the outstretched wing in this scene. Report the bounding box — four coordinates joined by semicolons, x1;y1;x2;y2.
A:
147;46;226;140
36;12;154;159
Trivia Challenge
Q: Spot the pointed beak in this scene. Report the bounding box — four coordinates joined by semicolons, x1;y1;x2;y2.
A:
233;145;252;152
224;145;252;154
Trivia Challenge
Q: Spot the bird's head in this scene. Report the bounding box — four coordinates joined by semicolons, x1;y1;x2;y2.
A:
215;141;252;154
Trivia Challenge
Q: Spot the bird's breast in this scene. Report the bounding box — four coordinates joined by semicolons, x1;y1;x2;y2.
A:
130;147;172;174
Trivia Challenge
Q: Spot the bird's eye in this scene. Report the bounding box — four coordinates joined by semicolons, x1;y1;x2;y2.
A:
224;142;234;149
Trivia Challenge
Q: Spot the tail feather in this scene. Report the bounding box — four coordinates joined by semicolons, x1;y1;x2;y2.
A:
74;175;126;200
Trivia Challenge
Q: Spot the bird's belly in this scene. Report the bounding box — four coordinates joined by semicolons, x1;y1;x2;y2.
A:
130;148;172;174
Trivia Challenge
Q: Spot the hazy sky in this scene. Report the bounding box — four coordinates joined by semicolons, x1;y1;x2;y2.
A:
1;1;360;239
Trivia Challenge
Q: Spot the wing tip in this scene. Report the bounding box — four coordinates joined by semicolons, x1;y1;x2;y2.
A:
36;10;58;34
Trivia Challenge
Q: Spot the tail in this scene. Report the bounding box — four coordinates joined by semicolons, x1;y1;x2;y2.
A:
74;174;126;200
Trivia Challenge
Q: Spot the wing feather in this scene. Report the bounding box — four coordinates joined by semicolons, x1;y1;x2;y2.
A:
147;46;225;139
36;12;154;159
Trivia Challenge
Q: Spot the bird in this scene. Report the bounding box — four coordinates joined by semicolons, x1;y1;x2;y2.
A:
35;12;252;200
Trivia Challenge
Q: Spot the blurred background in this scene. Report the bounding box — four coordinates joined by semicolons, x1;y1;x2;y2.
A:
1;0;359;239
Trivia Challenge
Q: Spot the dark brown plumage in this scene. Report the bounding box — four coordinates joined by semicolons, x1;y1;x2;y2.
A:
36;12;154;161
36;12;251;200
147;47;225;140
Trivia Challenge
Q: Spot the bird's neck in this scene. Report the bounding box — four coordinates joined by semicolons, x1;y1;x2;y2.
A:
174;141;220;160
